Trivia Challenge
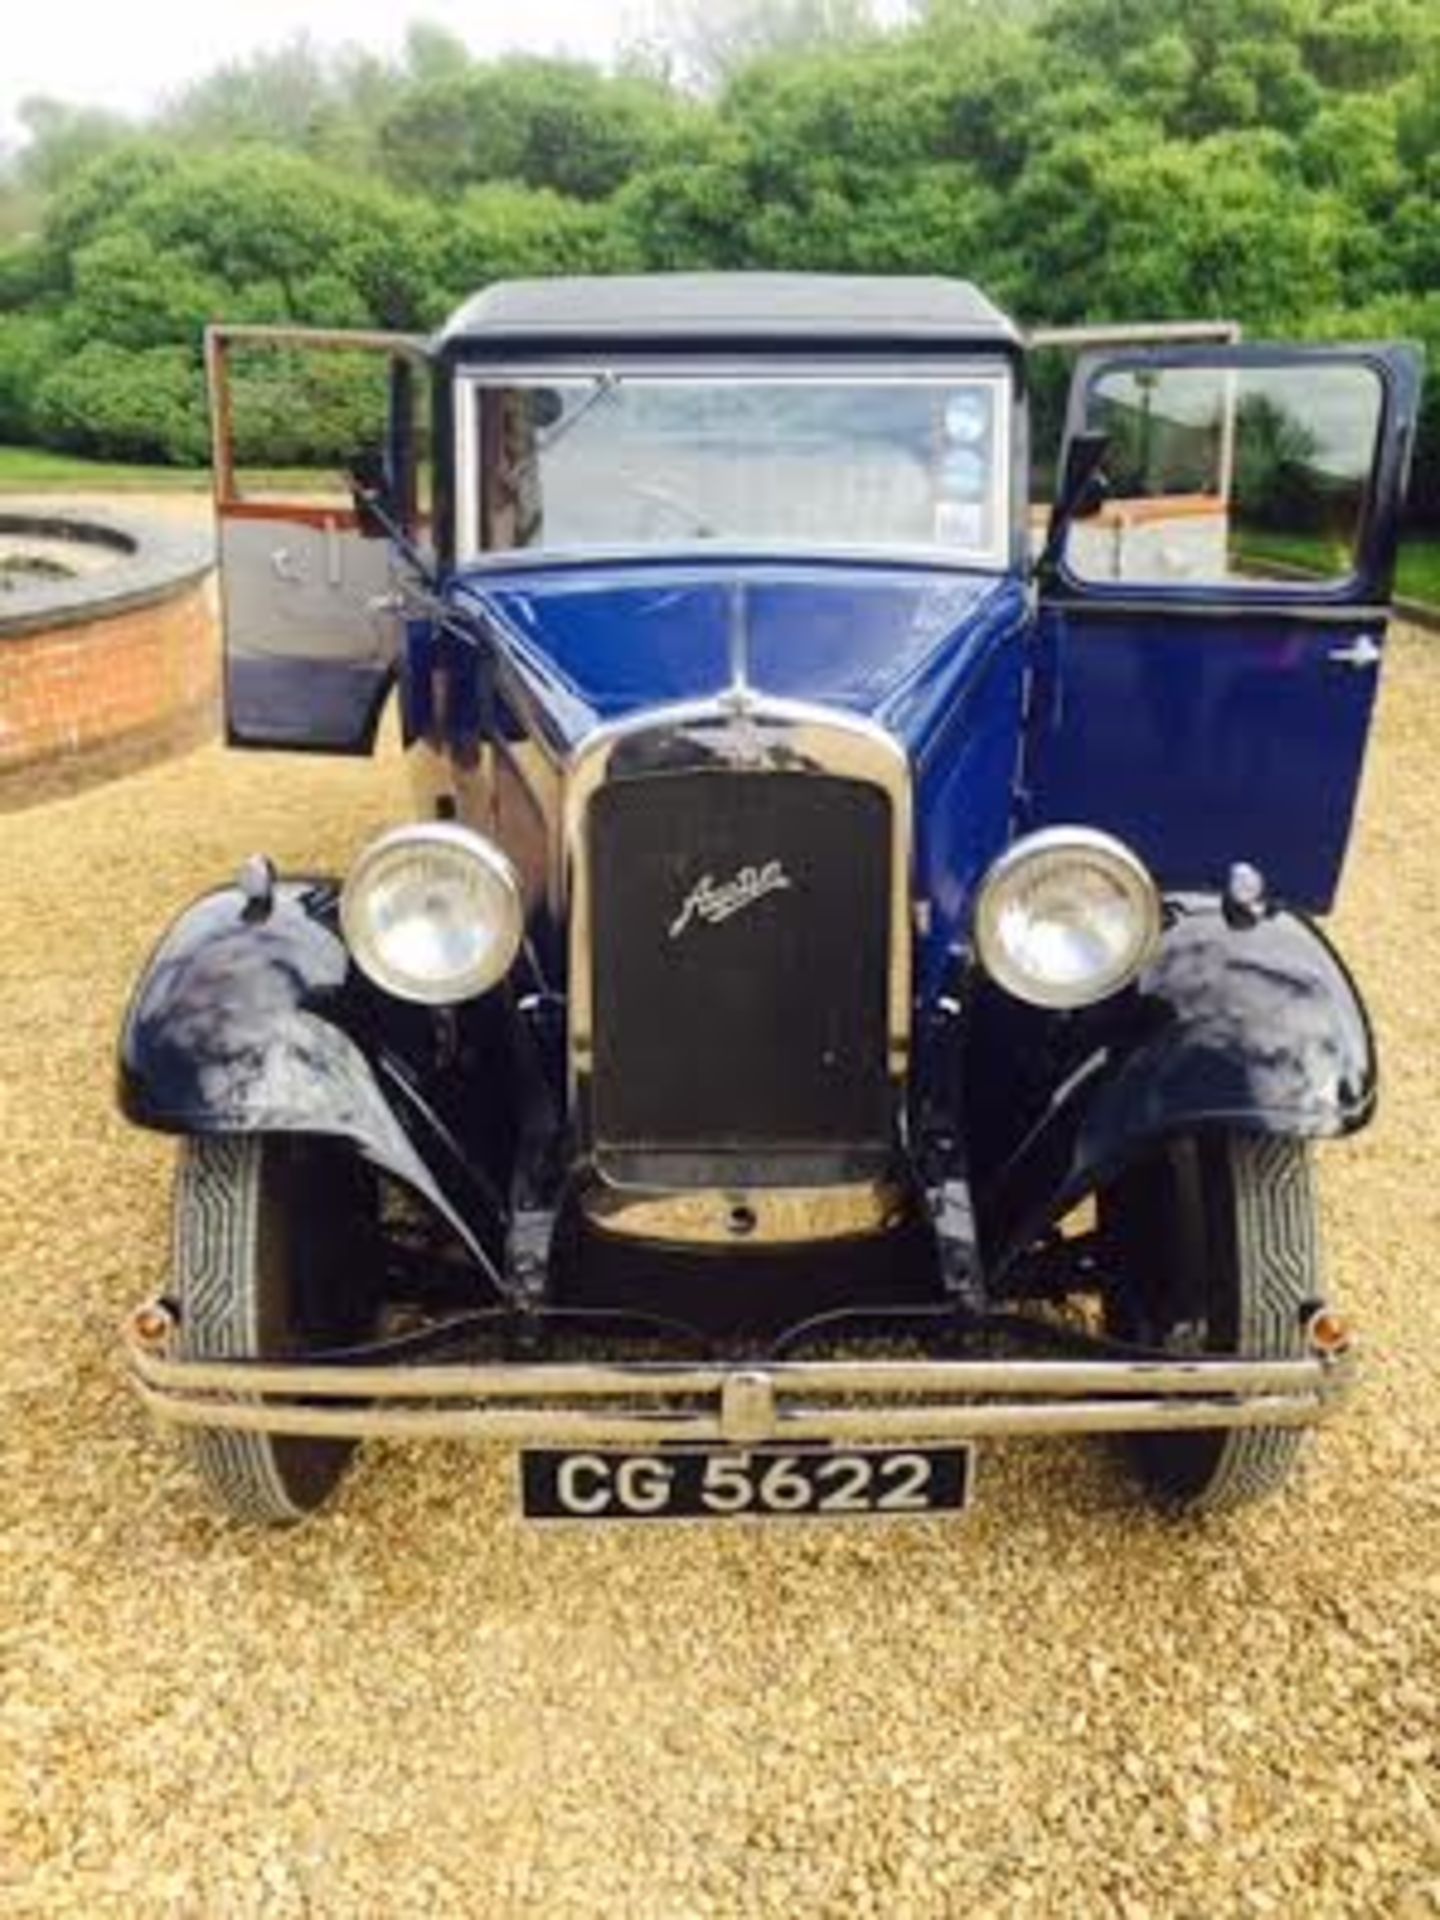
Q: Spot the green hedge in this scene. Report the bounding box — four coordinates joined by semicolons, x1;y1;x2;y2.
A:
0;3;1434;523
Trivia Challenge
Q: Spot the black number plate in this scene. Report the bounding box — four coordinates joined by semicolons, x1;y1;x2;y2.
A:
519;1445;974;1523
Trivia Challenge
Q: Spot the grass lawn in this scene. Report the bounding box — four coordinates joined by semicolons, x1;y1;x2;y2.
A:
1234;525;1440;609
0;444;211;491
1397;539;1440;608
0;444;334;497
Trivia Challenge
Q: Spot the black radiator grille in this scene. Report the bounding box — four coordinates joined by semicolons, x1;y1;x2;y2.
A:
587;769;893;1167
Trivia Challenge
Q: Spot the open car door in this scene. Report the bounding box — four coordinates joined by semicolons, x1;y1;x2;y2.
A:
208;324;430;752
1026;342;1422;911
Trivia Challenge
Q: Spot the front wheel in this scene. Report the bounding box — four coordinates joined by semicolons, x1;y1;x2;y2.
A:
172;1134;381;1524
1099;1132;1323;1514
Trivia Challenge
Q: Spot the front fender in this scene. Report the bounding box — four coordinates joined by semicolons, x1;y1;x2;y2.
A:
963;895;1375;1275
117;880;487;1260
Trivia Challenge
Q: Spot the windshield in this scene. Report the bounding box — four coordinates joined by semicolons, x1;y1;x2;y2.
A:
458;370;1012;567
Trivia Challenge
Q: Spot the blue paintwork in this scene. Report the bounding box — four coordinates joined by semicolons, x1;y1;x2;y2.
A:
118;883;350;1136
443;559;1030;997
1025;602;1386;912
413;538;1394;989
239;546;1388;922
117;882;495;1264
965;895;1376;1272
162;324;1421;1301
1025;338;1423;913
454;560;1018;721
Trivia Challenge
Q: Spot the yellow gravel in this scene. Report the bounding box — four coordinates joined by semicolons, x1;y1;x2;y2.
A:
2;631;1438;1918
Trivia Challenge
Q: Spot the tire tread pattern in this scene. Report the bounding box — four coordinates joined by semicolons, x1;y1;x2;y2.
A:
173;1136;310;1525
1185;1133;1317;1514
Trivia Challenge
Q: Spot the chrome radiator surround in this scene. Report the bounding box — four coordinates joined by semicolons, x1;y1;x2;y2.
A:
563;691;915;1087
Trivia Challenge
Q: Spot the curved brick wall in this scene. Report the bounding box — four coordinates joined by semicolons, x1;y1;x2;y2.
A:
0;510;217;808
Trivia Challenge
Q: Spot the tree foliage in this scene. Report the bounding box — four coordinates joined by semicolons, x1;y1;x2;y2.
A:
622;0;888;93
375;57;686;202
0;0;1434;522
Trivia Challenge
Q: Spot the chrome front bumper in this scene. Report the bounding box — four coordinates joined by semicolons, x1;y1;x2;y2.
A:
123;1302;1356;1446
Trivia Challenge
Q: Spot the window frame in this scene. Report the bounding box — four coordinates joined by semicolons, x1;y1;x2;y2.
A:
1051;343;1417;612
451;356;1015;574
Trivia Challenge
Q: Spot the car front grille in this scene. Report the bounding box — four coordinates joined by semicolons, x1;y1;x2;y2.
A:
585;767;894;1183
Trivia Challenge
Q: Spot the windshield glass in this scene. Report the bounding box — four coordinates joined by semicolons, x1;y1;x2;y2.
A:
460;371;1011;567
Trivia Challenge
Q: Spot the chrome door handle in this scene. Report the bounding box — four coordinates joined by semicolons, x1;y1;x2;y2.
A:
1327;635;1382;670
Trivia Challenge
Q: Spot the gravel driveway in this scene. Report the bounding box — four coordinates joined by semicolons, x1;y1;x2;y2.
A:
2;631;1437;1918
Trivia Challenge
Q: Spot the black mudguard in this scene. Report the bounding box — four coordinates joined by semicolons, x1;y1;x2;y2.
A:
117;879;491;1262
962;894;1375;1278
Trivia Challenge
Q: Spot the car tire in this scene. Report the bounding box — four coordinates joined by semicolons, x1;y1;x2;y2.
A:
172;1133;380;1525
1100;1132;1319;1514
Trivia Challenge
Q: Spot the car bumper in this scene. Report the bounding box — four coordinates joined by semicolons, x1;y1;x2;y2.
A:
123;1301;1356;1446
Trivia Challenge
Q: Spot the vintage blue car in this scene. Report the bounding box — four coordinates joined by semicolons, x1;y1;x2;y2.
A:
119;275;1420;1526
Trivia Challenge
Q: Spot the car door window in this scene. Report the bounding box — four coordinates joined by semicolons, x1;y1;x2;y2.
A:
1068;361;1384;590
209;326;426;751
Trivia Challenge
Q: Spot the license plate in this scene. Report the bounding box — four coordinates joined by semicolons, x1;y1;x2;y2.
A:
518;1444;973;1523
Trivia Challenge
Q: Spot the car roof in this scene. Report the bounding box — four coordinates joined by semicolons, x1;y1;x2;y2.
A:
436;273;1020;354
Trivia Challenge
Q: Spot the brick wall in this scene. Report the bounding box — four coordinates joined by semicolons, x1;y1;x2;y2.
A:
0;576;219;806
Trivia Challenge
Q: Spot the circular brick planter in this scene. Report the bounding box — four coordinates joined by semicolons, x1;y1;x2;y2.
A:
0;508;217;808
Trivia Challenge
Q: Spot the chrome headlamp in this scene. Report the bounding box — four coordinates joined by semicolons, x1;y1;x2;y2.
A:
973;827;1161;1009
340;823;523;1005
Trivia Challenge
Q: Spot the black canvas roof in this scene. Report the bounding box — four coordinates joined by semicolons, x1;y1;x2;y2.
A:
437;273;1019;352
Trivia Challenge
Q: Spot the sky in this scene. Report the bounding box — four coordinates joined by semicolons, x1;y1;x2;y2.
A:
2;0;637;144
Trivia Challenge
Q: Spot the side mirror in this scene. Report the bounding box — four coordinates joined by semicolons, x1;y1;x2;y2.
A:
529;388;565;431
348;444;396;540
1035;430;1110;580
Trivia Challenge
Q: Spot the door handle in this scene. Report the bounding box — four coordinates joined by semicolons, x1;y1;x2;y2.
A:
1327;635;1382;670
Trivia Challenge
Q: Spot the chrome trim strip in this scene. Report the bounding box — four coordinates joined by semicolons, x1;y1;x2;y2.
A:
1026;321;1243;351
460;360;1018;381
125;1314;1355;1445
1044;595;1395;624
562;695;915;1085
727;578;750;696
454;541;1015;578
129;1345;1344;1401
129;1390;1337;1445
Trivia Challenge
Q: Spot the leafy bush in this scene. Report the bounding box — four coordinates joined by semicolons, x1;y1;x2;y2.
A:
1309;294;1440;531
31;341;209;463
0;0;1433;516
0;314;62;441
376;58;684;202
225;345;389;467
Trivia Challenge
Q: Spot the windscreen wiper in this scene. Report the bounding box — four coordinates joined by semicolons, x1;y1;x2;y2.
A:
535;370;622;454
